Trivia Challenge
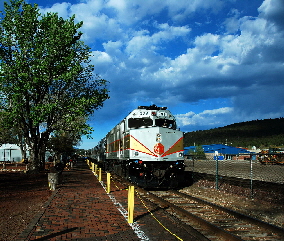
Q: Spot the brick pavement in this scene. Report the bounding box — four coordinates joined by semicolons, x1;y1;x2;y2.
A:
17;160;193;241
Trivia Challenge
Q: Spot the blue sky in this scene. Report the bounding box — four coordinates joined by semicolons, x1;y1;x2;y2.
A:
1;0;284;149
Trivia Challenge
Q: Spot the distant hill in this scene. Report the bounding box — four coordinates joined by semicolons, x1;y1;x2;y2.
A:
184;118;284;148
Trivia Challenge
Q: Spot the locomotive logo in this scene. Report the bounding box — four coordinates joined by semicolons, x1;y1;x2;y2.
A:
154;143;164;155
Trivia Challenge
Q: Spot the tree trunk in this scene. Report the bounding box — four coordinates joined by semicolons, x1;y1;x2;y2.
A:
28;142;41;172
26;128;50;172
39;143;47;170
18;134;27;161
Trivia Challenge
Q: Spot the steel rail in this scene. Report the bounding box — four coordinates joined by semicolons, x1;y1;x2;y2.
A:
153;189;284;240
171;189;284;236
136;187;242;241
111;174;210;240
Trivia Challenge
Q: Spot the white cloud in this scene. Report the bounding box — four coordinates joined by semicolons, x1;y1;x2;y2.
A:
258;0;284;30
35;0;284;141
39;2;71;19
176;107;234;129
92;51;112;63
105;0;224;25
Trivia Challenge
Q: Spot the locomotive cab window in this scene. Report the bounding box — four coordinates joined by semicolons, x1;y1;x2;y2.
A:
128;118;153;128
155;119;176;129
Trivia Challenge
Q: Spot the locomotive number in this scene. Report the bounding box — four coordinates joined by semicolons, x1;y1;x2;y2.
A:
139;111;149;116
157;112;167;117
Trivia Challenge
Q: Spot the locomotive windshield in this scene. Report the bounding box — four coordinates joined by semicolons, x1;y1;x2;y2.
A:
155;119;176;129
128;118;153;128
128;117;176;129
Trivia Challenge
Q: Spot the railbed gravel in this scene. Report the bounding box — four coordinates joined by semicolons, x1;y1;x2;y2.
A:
180;179;284;229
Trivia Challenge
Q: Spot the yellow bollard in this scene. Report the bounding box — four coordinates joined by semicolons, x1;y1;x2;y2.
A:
107;173;111;194
98;168;102;182
92;163;94;172
128;186;135;223
94;164;98;175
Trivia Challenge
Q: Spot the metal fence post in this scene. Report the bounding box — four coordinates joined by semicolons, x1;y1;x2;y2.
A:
98;168;102;182
250;156;254;198
215;152;219;190
107;173;111;194
192;158;195;181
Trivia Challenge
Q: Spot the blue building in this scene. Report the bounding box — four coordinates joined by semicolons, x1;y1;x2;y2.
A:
184;144;254;160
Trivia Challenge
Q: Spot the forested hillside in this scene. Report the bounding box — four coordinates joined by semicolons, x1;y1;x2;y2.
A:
184;118;284;148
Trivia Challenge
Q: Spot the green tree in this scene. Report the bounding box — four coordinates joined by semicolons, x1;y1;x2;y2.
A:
0;0;109;171
47;133;77;163
188;145;205;159
47;115;92;162
0;111;18;144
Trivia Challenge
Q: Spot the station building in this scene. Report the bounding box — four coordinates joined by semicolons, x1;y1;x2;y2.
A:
184;144;255;160
0;144;25;162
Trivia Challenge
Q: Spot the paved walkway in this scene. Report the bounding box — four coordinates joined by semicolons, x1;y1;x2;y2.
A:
17;160;192;241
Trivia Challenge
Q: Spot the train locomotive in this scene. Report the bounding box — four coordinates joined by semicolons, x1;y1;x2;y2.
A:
96;105;185;188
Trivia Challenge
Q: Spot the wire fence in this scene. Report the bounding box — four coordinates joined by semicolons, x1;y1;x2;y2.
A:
184;154;284;199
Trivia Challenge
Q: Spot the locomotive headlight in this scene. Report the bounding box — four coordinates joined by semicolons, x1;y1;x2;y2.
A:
156;133;162;142
179;152;183;157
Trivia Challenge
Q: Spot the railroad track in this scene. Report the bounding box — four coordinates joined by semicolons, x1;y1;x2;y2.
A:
108;173;284;240
136;189;284;241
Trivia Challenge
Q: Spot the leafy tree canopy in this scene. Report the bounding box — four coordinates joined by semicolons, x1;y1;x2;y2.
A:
0;0;109;170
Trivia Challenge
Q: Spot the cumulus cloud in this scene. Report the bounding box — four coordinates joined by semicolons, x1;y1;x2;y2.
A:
39;2;72;19
258;0;284;30
104;0;224;25
176;107;234;131
36;0;284;141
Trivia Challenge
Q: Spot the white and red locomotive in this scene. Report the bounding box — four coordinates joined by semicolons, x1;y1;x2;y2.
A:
96;105;185;188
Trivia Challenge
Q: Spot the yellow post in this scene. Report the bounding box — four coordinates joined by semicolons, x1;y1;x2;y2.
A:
128;186;135;223
94;164;98;175
92;163;94;172
98;168;102;182
107;173;111;194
